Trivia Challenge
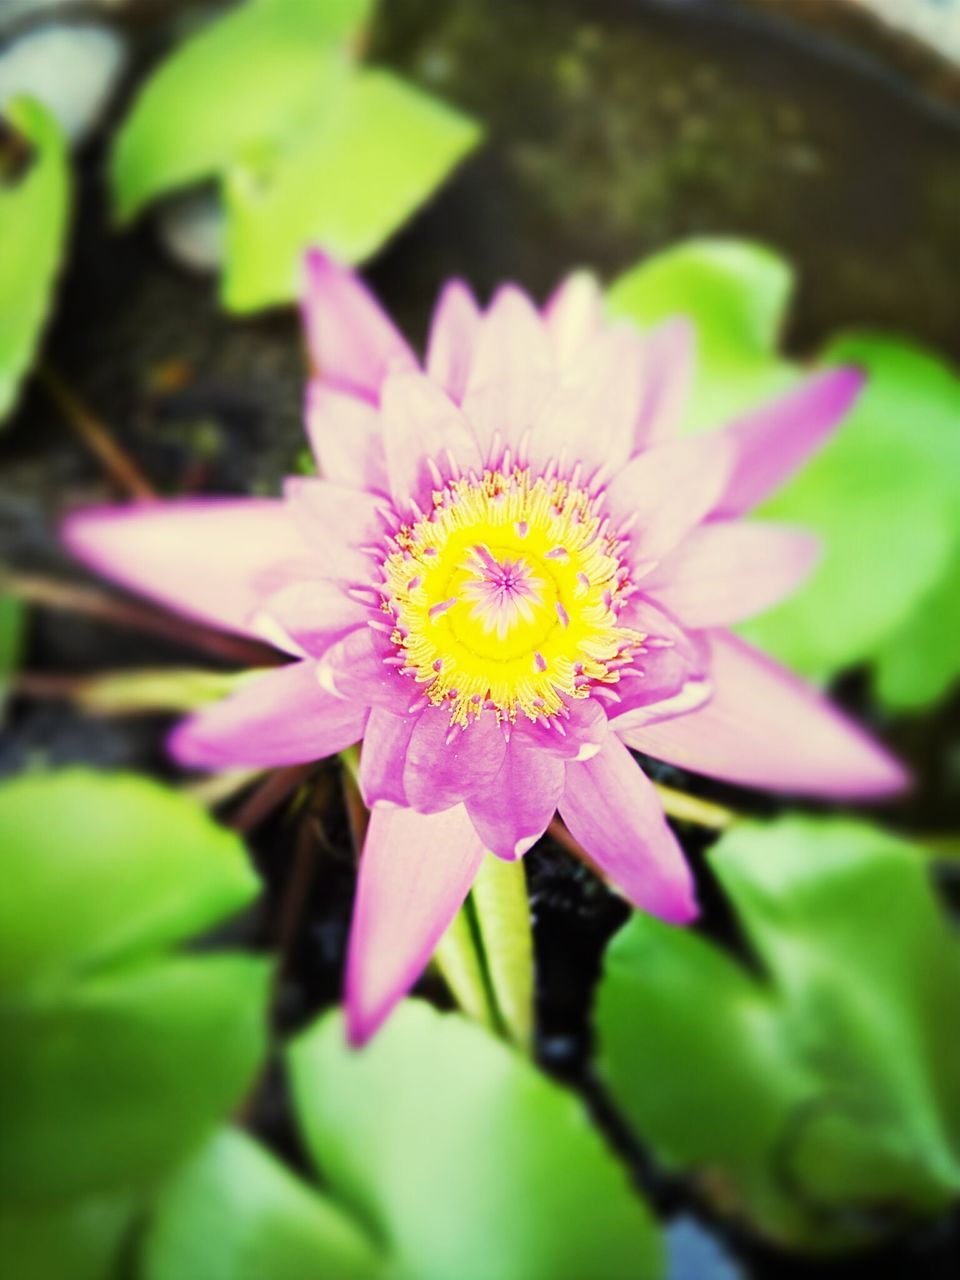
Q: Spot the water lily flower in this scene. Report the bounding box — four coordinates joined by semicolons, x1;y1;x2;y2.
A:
63;254;907;1044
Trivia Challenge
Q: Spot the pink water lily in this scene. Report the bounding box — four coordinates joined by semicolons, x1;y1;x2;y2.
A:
63;253;907;1044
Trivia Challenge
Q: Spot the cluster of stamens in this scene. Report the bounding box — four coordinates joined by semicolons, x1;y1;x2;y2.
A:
375;463;643;728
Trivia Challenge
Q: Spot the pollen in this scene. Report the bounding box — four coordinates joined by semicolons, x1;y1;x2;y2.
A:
379;466;642;727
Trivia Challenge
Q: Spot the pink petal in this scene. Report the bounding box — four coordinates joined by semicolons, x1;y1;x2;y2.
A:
533;323;645;476
543;270;604;364
608;599;710;726
169;661;366;769
634;318;696;447
461;284;556;465
714;368;864;518
465;736;564;859
641;521;820;627
517;696;610;760
359;707;416;807
425;279;481;402
605;434;733;562
318;627;411;714
345;803;486;1045
305;381;388;493
619;630;909;798
283;477;384;582
403;706;507;813
258;579;368;658
380;370;483;511
560;736;698;922
62;499;308;643
301;251;415;399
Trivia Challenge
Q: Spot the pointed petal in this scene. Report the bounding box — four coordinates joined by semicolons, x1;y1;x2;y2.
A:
169;661;366;770
466;737;563;859
380;370;483;511
609;599;710;726
635;318;695;446
305;380;388;493
62;499;308;642
543;270;604;364
642;522;820;626
426;279;481;402
359;707;416;807
605;434;733;561
301;251;415;399
318;626;411;714
259;579;368;658
620;630;909;798
714;368;864;517
534;323;644;474
403;706;507;813
560;736;698;922
461;284;556;463
345;804;485;1044
283;477;384;582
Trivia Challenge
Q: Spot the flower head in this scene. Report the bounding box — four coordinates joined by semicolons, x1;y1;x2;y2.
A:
63;253;907;1044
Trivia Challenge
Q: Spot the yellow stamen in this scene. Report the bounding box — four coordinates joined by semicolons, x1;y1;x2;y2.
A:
381;468;641;726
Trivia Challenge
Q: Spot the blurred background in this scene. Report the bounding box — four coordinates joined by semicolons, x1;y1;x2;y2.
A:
1;2;958;1279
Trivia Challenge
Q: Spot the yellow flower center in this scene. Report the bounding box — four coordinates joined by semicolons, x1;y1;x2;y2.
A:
381;467;642;726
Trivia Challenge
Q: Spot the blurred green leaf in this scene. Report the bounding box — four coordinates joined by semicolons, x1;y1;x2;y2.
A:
223;69;480;311
110;0;373;221
0;1191;139;1280
1;954;270;1202
0;97;70;423
0;768;269;1280
607;237;799;430
874;545;960;710
742;335;960;684
289;1001;662;1280
0;770;260;990
144;1129;383;1280
73;667;255;717
596;816;960;1251
109;0;480;311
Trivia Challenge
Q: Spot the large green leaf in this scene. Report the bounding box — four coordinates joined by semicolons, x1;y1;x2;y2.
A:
0;769;260;990
111;0;373;221
0;1191;139;1280
607;237;799;430
0;767;270;1280
596;816;960;1251
742;335;960;683
0;954;270;1202
289;1001;662;1280
144;1129;383;1280
874;544;960;710
109;0;481;311
223;68;480;311
0;97;70;423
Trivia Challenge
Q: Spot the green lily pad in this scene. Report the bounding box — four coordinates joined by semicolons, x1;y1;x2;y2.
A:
0;770;269;1219
223;68;480;311
288;1002;663;1280
606;237;799;430
109;0;481;312
144;1129;383;1280
742;334;960;684
110;0;373;222
0;97;70;423
595;816;960;1251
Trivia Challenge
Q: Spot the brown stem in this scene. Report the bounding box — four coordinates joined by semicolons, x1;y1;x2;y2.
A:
2;573;280;667
41;364;157;500
229;763;315;835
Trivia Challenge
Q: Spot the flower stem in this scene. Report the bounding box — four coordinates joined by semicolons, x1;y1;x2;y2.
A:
469;855;534;1052
653;783;737;830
